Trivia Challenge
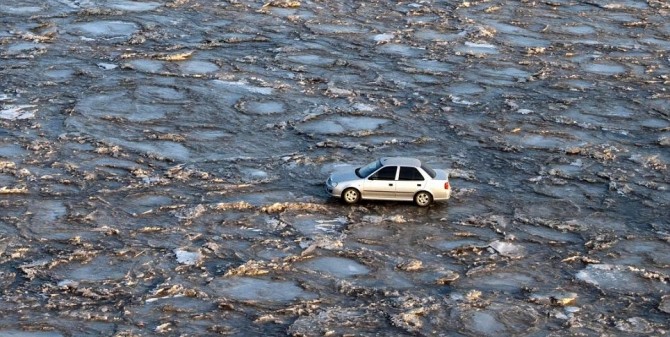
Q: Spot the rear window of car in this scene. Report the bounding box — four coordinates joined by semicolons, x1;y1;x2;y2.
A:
399;167;425;181
421;164;436;178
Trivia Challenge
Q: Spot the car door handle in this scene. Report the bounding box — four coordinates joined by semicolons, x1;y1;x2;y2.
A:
389;183;393;186
417;184;421;186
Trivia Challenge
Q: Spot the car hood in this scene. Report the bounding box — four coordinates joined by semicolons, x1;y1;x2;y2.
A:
329;169;360;183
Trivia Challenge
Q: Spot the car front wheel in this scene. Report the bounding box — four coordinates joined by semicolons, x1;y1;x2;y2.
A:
414;191;433;207
342;188;361;204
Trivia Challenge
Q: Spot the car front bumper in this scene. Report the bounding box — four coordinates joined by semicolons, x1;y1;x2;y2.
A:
325;179;336;197
325;178;343;198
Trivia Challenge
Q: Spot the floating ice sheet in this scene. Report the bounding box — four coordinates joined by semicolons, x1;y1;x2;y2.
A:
297;116;389;135
174;249;202;265
69;21;139;39
0;331;63;337
127;59;164;73
210;277;314;302
0;105;36;120
457;42;499;55
236;100;286;115
489;240;525;258
373;33;394;43
0;6;42;15
106;0;162;11
299;257;370;277
53;256;131;282
576;264;669;294
179;61;219;74
212;80;273;95
6;43;46;55
1;0;669;334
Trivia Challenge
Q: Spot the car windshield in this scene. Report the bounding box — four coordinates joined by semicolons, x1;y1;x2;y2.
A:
421;163;437;178
356;159;382;178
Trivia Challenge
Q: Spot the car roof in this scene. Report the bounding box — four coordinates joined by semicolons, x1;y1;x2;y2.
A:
380;157;422;167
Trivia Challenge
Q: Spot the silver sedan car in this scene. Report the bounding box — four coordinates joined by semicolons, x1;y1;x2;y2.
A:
325;157;451;207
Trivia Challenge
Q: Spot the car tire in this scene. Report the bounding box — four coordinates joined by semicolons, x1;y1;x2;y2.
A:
342;188;361;204
414;191;432;207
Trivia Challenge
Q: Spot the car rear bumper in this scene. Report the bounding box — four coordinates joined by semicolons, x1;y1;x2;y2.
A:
431;188;451;201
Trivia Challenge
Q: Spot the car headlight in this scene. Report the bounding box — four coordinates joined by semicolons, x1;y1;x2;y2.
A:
332;181;338;187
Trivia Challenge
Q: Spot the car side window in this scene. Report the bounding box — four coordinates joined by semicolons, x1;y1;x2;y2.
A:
399;167;425;181
370;166;397;180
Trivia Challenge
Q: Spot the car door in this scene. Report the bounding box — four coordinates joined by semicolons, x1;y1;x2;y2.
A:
394;166;427;201
362;166;398;199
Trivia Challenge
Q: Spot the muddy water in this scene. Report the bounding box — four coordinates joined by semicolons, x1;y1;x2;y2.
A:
0;0;669;335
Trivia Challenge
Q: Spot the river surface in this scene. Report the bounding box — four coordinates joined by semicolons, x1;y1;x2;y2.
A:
1;0;669;336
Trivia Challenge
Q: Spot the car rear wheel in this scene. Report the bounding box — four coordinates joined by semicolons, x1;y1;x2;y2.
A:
342;188;361;204
414;191;432;207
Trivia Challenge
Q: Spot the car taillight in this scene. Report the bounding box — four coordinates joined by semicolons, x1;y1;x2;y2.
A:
444;181;450;189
